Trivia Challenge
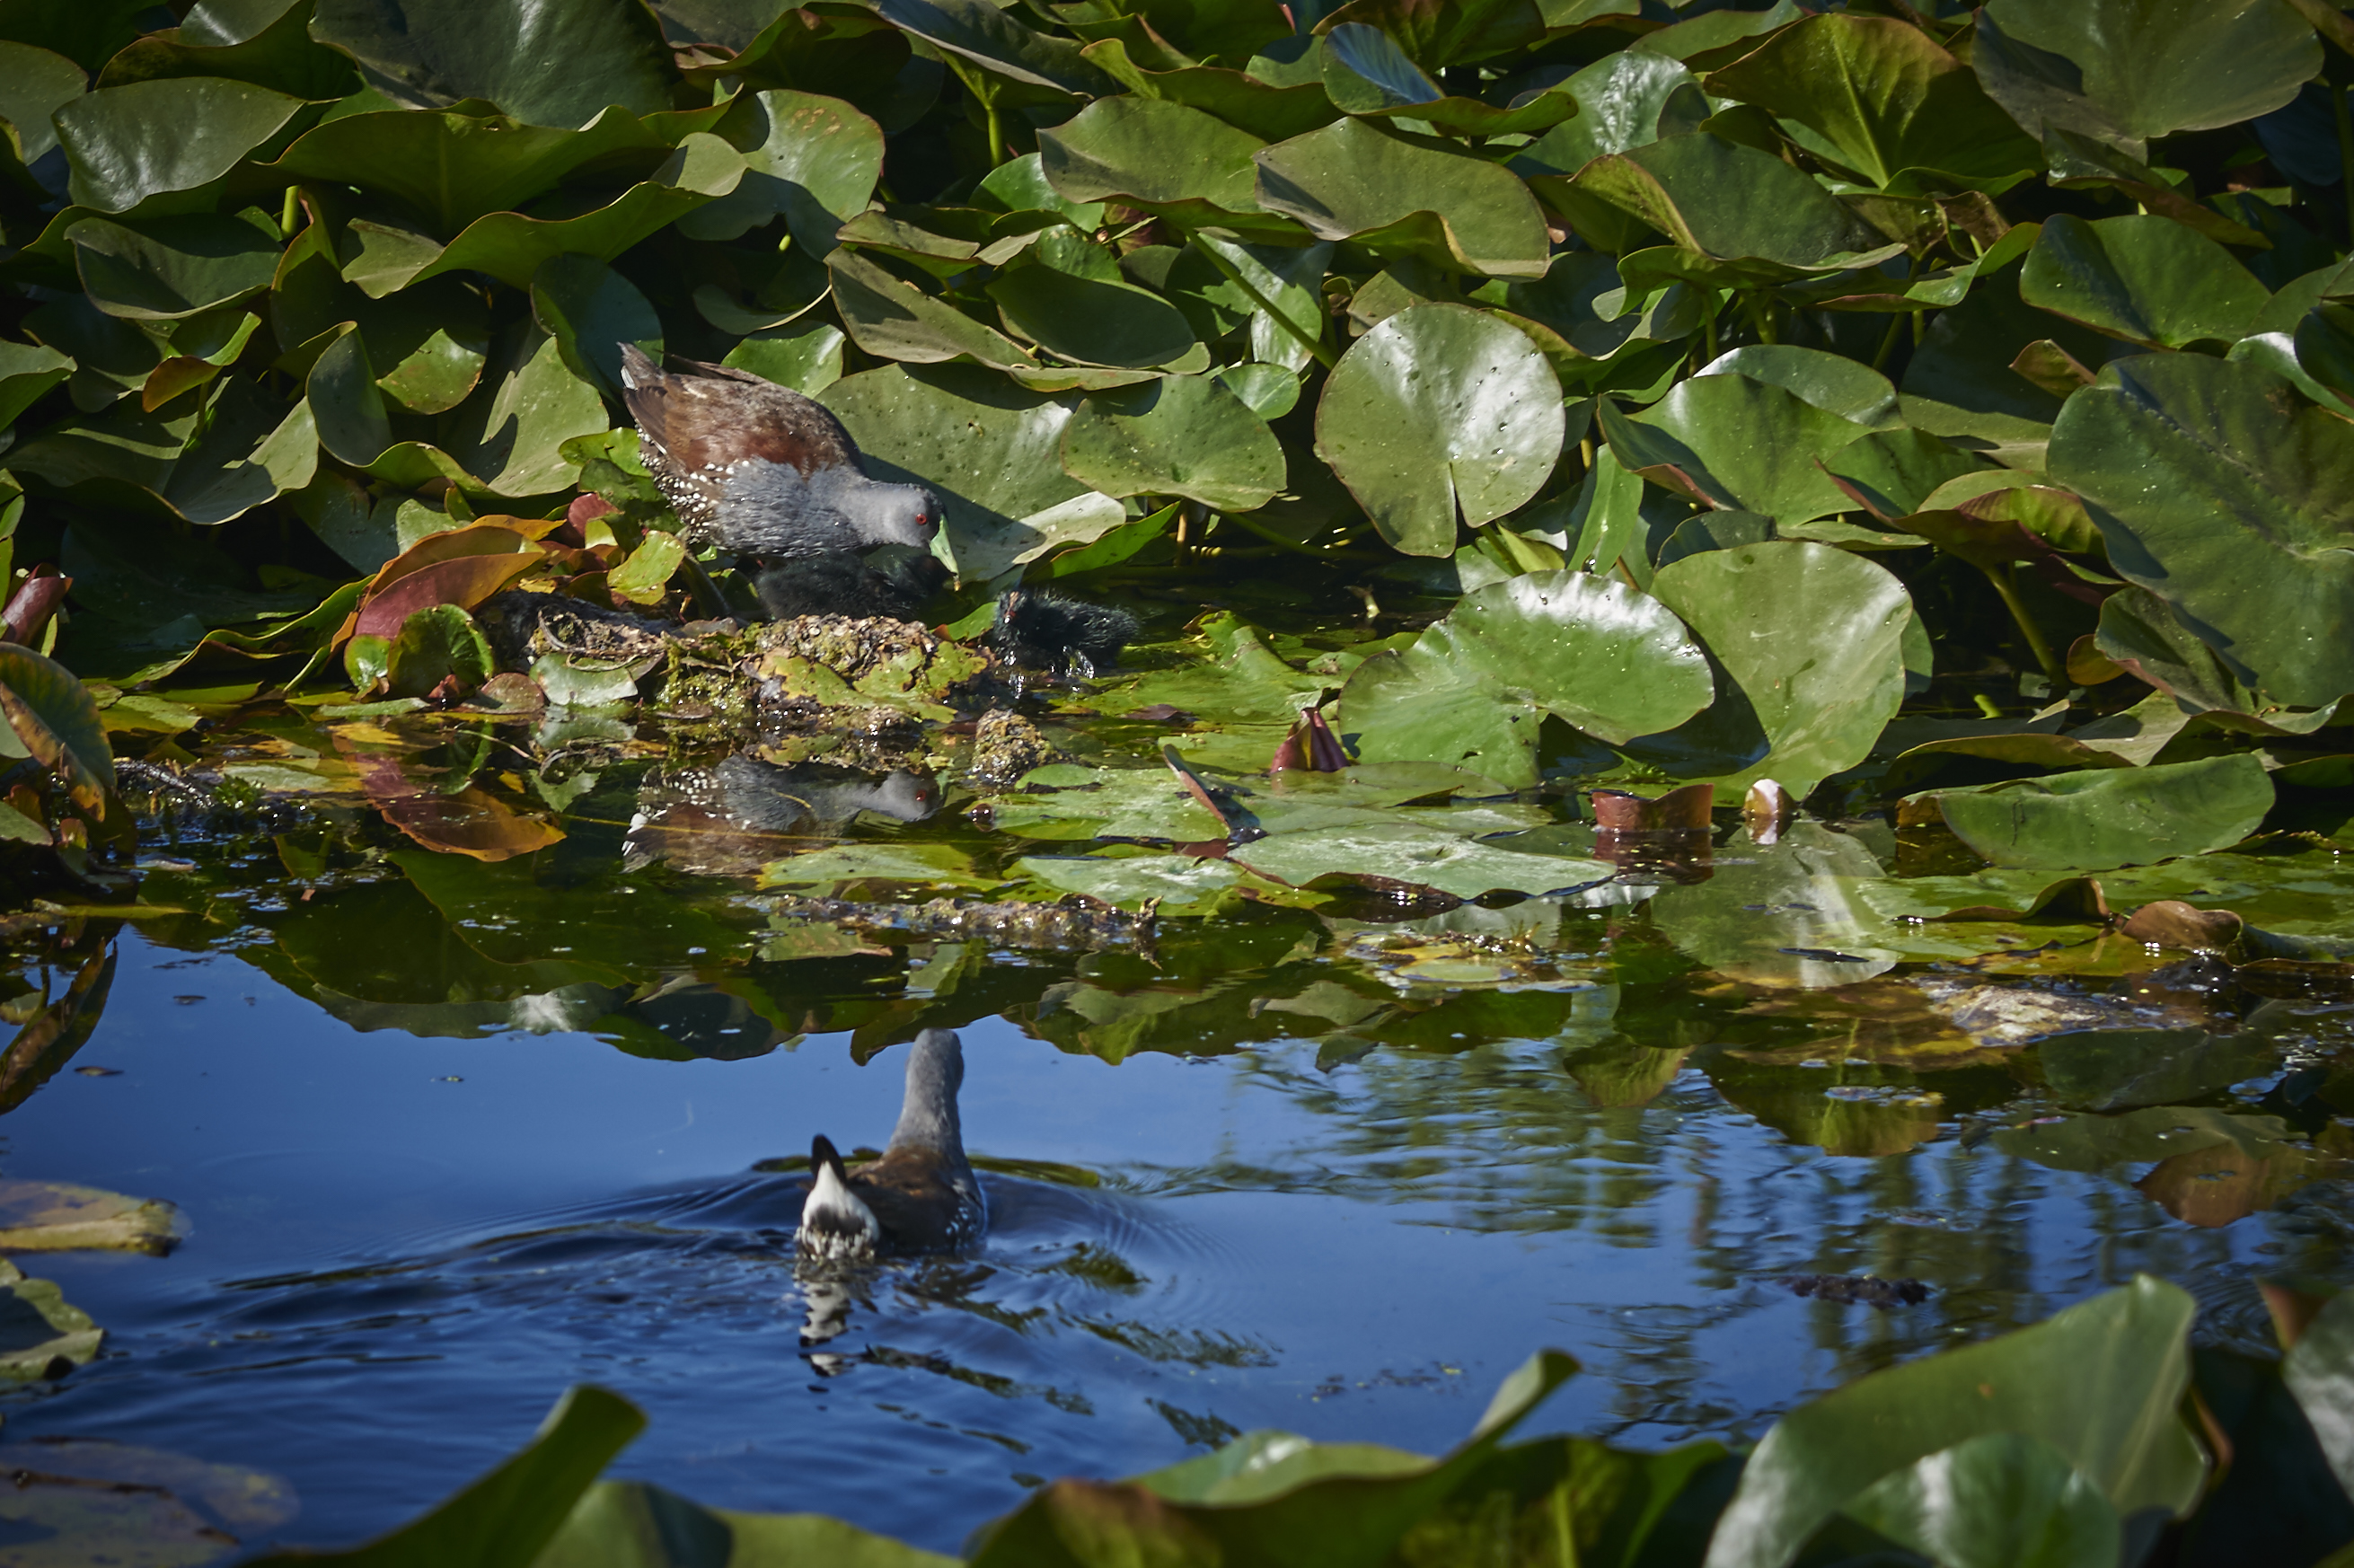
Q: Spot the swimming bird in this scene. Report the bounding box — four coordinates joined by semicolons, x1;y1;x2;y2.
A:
616;345;943;583
984;588;1140;677
798;1028;985;1260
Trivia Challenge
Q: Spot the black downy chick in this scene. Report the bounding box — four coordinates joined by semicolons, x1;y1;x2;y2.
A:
984;588;1140;678
616;345;945;618
751;546;948;622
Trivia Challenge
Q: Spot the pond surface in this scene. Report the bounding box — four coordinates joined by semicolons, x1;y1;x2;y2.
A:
6;704;2353;1555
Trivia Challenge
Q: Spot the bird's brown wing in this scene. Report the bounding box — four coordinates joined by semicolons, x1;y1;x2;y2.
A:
623;355;863;481
848;1150;971;1253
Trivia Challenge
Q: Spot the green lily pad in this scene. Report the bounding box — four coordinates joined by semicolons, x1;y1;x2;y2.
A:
1508;51;1704;179
1839;1433;2120;1568
1703;13;2040;194
383;604;493;701
0;1260;100;1381
1333;631;1549;788
756;842;997;890
1920;754;2275;871
2050;353;2354;710
2021;215;2271;350
826;251;1038;370
1978;0;2319;148
1632;542;1914;799
1650;821;1898;989
1253;117;1552;277
1443;569;1711;744
309;0;677;125
1600;371;1874;522
1314;303;1564;555
1016;852;1242;912
1231;822;1609;898
445;322;609;498
1039;95;1282;234
530;254;661;401
1550;131;1881;268
1709;1278;2204;1568
988;766;1228;841
1061;374;1285;510
68;210;282;321
869;0;1111;95
685;89;882;251
272;102;685;235
54;75;305;213
988;251;1201;370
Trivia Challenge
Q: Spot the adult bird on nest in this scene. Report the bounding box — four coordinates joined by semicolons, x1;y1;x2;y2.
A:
799;1028;985;1260
616;345;948;621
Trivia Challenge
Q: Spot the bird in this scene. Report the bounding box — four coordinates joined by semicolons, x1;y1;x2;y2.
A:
622;756;939;876
983;588;1140;677
615;345;944;598
750;545;948;622
798;1028;985;1260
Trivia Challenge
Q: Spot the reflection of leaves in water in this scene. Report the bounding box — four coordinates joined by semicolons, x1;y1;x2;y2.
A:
1152;1401;1242;1450
1073;1322;1277;1368
859;1343;1097;1415
0;931;116;1114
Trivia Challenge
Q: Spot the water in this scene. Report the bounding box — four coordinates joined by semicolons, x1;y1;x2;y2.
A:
3;727;2350;1556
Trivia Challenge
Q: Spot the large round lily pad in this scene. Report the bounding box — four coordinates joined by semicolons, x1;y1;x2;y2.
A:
1314;303;1564;555
1446;570;1712;744
1636;542;1914;799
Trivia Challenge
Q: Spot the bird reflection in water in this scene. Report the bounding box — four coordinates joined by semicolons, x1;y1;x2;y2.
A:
622;754;940;876
791;1028;985;1362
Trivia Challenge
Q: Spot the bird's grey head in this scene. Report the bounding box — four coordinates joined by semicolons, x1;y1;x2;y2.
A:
887;1027;965;1156
840;478;943;552
863;771;940;824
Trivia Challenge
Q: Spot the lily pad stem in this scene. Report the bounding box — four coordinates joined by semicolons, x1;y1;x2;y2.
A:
1985;562;2063;688
2336;83;2354;250
1222;509;1352;558
1196;245;1335;369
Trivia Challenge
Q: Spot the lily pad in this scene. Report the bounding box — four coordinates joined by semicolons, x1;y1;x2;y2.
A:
1708;1277;2205;1568
1632;542;1914;800
1253;117;1552;277
0;1258;101;1380
1702;13;2040;194
1917;753;2275;872
1978;0;2319;148
1602;372;1874;523
0;1179;180;1254
1039;96;1280;233
309;0;677;125
1232;823;1609;898
1314;303;1564;555
1061;374;1285;510
2050;353;2354;711
2021;215;2271;350
757;842;996;890
1443;569;1711;744
54;75;305;213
